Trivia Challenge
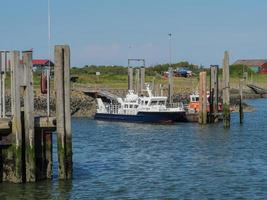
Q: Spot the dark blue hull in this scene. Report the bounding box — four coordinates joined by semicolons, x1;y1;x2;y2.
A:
94;111;187;123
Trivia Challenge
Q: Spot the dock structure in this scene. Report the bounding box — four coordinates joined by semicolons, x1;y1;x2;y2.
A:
0;45;72;183
222;51;230;128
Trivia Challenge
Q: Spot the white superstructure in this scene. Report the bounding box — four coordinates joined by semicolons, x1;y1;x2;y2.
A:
96;85;185;115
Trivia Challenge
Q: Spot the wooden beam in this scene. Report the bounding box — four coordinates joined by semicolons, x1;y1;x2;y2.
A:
223;51;230;128
55;45;72;179
22;51;36;182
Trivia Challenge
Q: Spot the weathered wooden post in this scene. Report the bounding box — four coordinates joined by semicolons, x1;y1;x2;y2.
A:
222;51;230;128
140;66;145;94
168;67;174;104
210;65;219;123
55;45;72;179
3;51;23;183
128;67;133;91
22;50;36;182
0;52;2;118
1;51;8;117
199;71;207;124
135;68;140;94
239;79;244;124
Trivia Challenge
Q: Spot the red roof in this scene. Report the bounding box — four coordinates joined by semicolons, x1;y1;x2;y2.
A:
32;59;50;65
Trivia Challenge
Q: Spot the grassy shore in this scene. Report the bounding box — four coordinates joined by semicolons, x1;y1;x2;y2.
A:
70;72;267;95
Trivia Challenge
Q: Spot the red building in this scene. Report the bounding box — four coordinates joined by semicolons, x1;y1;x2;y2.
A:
32;59;54;71
233;60;267;74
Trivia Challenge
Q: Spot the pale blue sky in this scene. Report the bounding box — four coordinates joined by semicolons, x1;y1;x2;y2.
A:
0;0;267;67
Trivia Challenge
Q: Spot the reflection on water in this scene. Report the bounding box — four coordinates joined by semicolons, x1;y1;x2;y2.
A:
1;99;267;199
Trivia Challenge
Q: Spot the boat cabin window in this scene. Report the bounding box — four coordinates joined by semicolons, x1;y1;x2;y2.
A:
130;105;133;108
150;100;158;106
159;101;165;105
145;101;148;105
191;97;199;102
134;105;138;108
124;105;128;108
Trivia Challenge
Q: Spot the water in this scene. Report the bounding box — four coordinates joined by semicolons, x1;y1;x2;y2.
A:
1;99;267;199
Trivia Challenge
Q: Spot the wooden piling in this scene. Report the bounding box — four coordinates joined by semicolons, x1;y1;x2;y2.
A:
55;45;72;179
210;65;219;123
0;52;2;118
128;67;133;91
140;67;145;94
222;51;230;128
135;68;140;94
199;72;207;124
22;51;36;182
239;79;244;124
3;51;23;183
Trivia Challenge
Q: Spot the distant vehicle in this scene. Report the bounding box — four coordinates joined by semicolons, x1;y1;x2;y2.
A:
176;67;192;77
163;67;193;78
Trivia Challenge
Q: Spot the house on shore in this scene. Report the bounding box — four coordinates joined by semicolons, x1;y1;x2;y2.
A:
233;59;267;74
33;59;54;72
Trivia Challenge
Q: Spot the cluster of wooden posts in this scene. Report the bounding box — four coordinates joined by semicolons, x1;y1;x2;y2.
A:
127;60;173;104
127;52;244;126
127;59;146;95
198;51;244;127
0;45;72;183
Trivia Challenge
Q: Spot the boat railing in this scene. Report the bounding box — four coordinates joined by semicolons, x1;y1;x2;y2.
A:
106;104;120;114
167;102;184;109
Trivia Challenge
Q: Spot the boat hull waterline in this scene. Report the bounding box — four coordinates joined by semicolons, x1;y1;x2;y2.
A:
94;111;187;123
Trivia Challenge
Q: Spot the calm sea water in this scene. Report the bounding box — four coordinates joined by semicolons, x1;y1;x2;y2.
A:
1;99;267;199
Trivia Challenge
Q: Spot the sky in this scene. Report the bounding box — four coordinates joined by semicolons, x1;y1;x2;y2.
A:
1;0;267;67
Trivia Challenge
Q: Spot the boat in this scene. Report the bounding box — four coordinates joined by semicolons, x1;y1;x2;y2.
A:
187;92;222;113
94;85;187;123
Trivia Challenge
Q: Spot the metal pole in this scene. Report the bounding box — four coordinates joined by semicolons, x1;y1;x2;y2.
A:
47;0;51;116
168;33;172;66
168;33;173;104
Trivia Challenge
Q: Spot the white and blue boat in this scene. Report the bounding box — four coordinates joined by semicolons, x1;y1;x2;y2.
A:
94;85;186;123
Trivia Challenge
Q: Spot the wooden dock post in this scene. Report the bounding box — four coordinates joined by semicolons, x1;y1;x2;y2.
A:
210;65;219;123
140;67;145;94
239;79;244;124
199;72;207;124
3;51;23;183
222;51;230;128
0;52;2;118
168;67;174;104
22;50;36;182
128;67;133;90
55;45;72;179
135;68;140;94
0;51;8;118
